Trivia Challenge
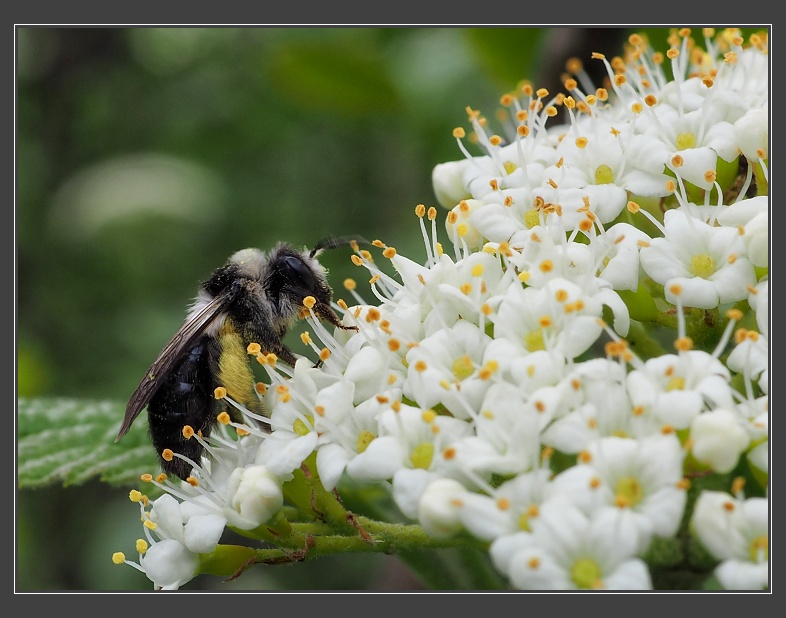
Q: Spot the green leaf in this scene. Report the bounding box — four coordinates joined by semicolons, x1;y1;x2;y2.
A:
17;397;159;489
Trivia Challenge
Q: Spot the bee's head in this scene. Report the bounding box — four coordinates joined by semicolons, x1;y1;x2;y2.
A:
268;238;364;329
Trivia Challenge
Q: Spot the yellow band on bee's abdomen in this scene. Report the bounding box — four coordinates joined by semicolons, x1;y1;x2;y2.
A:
217;325;265;415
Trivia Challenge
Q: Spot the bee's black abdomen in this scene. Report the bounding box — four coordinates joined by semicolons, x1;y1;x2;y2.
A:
147;336;217;480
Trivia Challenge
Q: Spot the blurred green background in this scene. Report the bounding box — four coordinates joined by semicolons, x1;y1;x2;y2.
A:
16;26;644;591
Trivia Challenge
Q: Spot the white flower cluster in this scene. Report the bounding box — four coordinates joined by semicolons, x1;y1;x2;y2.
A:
117;28;768;591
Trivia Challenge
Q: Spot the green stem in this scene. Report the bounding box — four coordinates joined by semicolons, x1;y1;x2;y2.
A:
625;320;668;360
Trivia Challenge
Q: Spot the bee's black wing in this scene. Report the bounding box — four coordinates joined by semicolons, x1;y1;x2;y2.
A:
115;288;236;442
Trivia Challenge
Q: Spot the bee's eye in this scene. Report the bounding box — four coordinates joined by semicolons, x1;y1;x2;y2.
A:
280;256;316;291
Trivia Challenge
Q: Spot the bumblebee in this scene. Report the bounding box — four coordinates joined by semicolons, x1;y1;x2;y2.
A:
115;237;360;480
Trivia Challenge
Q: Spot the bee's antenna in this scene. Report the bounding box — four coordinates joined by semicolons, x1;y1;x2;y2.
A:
310;235;369;258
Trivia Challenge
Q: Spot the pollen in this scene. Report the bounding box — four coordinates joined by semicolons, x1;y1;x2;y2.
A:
162;449;174;462
539;259;553;273
320;348;331;362
497;498;511;511
247;342;262;355
383;247;397;259
182;425;195;439
674;337;693;351
575;137;588;148
453;127;466;139
112;552;126;565
217;411;231;425
186;476;199;487
303;296;316;310
140;473;153;483
578;450;592;463
415;360;428;372
626;200;640;213
420;409;437;424
156;473;167;483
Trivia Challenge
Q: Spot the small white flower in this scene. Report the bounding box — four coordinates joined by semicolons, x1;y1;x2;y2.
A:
625;351;734;429
431;159;471;209
490;498;651;590
689;409;750;473
592;222;652;292
640;208;757;309
417;478;470;539
691;491;768;590
493;277;605;359
139;539;200;590
550;435;687;554
457;469;554;541
224;465;284;530
404;319;493;419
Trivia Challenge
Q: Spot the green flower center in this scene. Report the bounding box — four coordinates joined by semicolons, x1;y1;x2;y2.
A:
524;328;546;352
293;415;314;436
571;557;603;589
676;132;697;150
355;430;376;454
614;475;644;508
690;253;715;278
410;442;434;469
524;209;540;229
451;354;474;381
666;376;686;391
594;164;615;185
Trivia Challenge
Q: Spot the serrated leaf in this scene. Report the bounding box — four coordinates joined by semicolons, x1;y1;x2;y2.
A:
17;397;159;489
